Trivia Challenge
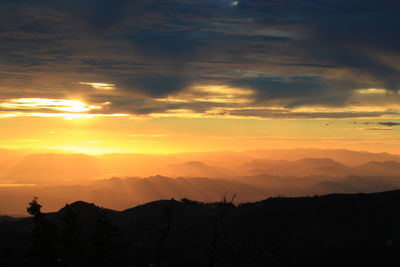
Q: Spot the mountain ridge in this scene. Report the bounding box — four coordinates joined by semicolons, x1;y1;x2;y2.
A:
2;189;400;266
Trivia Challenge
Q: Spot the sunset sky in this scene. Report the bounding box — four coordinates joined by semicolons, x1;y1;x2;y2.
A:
0;0;399;154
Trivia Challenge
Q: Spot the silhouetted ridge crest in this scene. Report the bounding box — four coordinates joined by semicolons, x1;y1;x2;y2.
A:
3;190;400;266
58;201;105;214
122;199;179;213
0;215;15;222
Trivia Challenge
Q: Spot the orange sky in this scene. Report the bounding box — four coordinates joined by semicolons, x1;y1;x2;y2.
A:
0;86;398;154
0;112;399;155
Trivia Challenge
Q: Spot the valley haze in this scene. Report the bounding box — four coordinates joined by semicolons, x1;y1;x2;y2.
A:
1;148;400;215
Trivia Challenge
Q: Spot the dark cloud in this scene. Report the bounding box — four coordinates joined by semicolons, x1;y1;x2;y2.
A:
229;75;357;107
351;121;400;127
125;30;290;65
83;0;131;31
378;122;400;127
213;108;398;119
115;74;193;98
100;96;227;116
236;0;400;91
127;30;205;63
0;0;399;117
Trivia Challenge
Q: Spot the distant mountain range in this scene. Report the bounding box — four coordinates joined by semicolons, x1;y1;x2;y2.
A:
1;148;400;215
240;158;400;177
1;148;400;184
2;170;400;215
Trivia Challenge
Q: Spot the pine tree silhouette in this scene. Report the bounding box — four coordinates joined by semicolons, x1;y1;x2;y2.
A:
26;197;60;267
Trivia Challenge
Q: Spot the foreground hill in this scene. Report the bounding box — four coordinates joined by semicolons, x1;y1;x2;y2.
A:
1;190;400;266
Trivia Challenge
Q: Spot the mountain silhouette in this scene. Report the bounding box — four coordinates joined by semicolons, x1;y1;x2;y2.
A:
354;161;400;176
242;148;400;165
242;157;351;176
1;190;400;266
2;148;400;185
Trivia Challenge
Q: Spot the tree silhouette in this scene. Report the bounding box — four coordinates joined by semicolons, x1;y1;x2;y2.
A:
26;197;59;267
26;196;42;218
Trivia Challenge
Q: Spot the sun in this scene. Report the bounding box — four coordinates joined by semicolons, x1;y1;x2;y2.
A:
0;98;100;113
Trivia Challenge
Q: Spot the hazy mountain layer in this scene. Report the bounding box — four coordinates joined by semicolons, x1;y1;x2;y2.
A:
1;148;400;184
2;173;400;215
1;148;400;215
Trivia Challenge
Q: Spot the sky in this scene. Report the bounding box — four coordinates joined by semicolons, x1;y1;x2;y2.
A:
0;0;400;154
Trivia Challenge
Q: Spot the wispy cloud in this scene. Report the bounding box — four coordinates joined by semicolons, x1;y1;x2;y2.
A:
363;127;396;131
79;82;116;91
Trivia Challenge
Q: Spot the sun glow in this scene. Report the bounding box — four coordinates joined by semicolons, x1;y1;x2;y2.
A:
0;98;129;119
0;112;127;120
0;98;100;113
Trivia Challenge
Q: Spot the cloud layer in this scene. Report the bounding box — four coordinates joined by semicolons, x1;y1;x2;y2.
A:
0;0;399;119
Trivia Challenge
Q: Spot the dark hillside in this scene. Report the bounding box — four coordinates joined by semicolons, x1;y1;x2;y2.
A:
1;190;400;266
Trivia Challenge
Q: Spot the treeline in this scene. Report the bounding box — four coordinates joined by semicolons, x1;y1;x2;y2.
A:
2;191;400;266
1;196;236;267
